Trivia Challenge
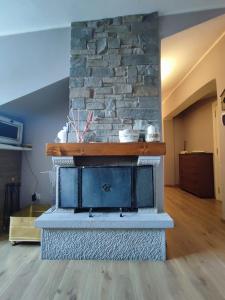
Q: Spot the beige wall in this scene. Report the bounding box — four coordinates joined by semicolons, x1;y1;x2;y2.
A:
180;99;214;153
162;35;225;120
173;116;185;185
163;34;225;217
164;119;175;186
164;117;184;185
165;99;215;186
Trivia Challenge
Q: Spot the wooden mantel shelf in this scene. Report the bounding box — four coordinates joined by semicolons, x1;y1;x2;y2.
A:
46;142;166;157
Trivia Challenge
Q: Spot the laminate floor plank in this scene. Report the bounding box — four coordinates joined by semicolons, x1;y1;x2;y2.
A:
0;187;225;300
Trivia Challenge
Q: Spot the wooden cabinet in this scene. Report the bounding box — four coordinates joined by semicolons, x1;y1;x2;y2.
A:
179;153;214;198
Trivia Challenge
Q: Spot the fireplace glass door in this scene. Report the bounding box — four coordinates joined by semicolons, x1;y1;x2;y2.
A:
58;168;78;208
82;167;131;208
57;165;154;210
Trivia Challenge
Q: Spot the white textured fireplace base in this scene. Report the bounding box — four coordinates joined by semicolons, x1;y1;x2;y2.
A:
41;228;166;261
36;210;173;261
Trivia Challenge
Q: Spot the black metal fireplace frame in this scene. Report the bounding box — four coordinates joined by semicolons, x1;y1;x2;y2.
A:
57;165;154;211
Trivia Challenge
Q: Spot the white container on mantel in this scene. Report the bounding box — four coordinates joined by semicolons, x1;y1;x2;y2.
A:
57;125;68;143
145;125;160;142
119;129;140;143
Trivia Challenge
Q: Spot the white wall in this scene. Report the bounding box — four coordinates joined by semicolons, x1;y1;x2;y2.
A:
21;82;69;206
0;28;70;105
0;78;69;207
1;2;225;36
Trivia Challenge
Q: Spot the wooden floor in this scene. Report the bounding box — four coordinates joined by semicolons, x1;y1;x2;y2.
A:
1;187;225;300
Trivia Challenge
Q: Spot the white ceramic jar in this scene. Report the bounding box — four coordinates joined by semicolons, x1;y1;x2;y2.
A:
57;125;68;143
145;125;160;142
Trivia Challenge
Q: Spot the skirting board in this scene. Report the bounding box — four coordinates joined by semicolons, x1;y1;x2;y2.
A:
41;228;166;261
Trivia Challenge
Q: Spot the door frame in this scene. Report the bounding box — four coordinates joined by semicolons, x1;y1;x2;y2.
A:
212;100;221;201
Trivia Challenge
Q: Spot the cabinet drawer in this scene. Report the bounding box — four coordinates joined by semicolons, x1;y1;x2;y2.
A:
82;167;131;208
179;168;199;177
180;178;199;194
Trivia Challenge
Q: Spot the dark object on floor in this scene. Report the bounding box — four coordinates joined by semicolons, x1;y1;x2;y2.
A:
2;183;20;232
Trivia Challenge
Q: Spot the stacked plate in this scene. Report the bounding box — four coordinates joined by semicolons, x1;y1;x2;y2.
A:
119;129;140;143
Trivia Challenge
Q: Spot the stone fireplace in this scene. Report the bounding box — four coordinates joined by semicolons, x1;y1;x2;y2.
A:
68;12;160;143
35;12;173;261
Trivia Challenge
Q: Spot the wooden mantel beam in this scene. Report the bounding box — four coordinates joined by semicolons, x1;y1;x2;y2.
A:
46;142;166;157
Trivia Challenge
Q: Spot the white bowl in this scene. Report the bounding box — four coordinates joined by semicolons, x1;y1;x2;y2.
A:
119;130;139;143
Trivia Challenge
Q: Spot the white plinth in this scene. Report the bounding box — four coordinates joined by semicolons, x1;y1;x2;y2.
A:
36;209;173;261
36;209;173;229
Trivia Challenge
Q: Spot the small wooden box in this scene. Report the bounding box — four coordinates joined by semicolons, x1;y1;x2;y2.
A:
9;204;50;244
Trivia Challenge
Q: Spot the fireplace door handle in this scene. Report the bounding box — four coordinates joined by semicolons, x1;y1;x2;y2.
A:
102;184;111;192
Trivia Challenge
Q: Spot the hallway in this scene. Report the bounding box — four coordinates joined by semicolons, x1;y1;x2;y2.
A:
165;187;224;259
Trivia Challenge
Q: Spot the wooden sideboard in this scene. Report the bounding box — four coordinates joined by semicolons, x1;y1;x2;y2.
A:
179;153;214;198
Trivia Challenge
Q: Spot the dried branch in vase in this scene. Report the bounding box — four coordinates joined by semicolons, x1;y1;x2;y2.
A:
67;109;94;143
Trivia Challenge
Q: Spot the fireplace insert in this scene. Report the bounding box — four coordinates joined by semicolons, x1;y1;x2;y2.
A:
56;165;154;211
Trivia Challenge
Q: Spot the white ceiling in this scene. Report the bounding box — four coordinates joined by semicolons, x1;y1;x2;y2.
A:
161;13;225;100
1;0;225;36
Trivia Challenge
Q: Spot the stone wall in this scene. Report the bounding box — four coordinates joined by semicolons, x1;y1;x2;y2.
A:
69;12;160;142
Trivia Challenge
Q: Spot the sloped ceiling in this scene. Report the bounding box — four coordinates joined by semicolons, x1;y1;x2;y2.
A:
1;1;225;107
0;28;70;106
1;0;225;36
161;13;225;100
0;78;69;122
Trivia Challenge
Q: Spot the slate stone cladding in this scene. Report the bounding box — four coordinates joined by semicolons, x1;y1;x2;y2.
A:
69;12;160;142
